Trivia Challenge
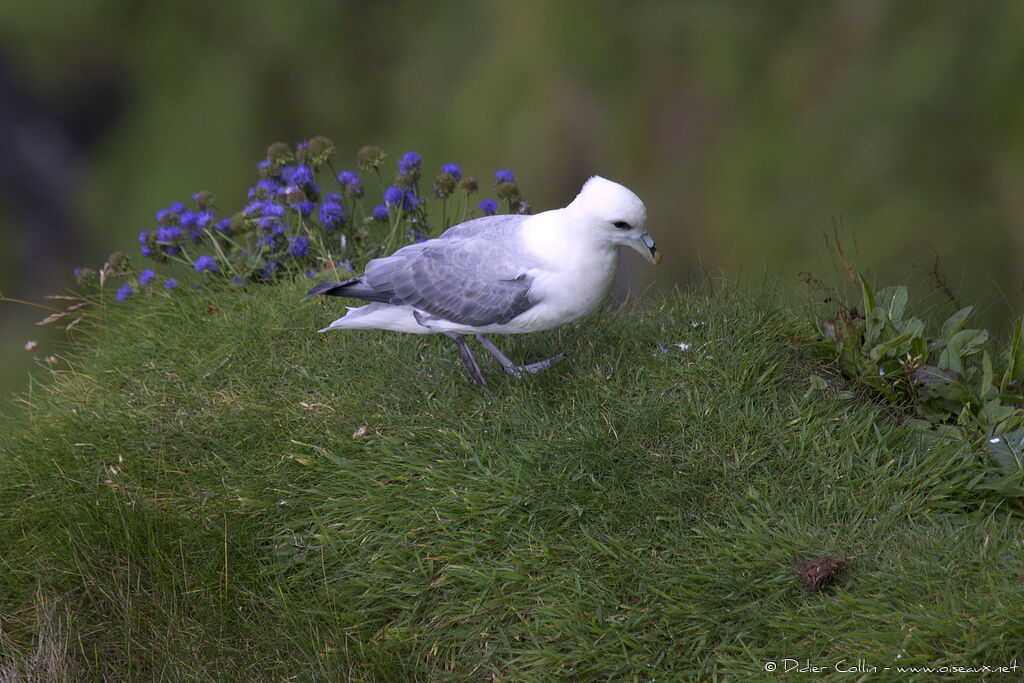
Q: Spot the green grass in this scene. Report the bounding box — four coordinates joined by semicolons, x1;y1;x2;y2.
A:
1;279;1022;680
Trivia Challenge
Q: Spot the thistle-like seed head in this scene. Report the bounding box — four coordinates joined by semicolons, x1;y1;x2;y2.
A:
356;145;384;171
496;180;520;202
393;172;415;189
266;142;294;164
230;213;249;235
258;159;277;180
105;251;129;272
306;136;335;167
433;172;456;198
192;190;214;210
74;267;97;285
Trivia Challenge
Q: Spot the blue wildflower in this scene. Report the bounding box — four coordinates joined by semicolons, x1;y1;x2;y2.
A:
384;186;404;207
156;225;184;243
294;200;315;217
338;261;353;271
140;231;155;254
401;189;418;212
337;170;361;188
244;200;285;219
214;217;232;234
165;279;178;289
155;208;175;225
289;235;309;258
372;204;389;222
258;217;284;236
116;284;133;302
398;151;422;175
305;270;317;278
479;198;498;215
318;200;346;230
139;269;155;285
194;255;219;273
169;201;187;214
277;185;301;205
337;170;364;198
441;163;462;180
494;169;515;184
284;164;314;187
249;179;279;200
233;275;244;285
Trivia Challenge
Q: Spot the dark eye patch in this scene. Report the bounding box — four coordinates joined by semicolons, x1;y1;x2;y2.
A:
613;220;631;230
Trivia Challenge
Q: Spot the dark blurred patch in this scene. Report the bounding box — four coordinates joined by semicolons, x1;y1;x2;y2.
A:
0;54;126;296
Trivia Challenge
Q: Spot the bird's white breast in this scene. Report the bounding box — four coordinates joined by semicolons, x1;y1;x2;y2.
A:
508;210;621;331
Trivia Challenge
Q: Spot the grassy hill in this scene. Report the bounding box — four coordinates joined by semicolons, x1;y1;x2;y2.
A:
1;278;1021;680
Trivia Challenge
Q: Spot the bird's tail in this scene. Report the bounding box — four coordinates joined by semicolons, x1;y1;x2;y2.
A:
316;303;428;334
302;276;390;303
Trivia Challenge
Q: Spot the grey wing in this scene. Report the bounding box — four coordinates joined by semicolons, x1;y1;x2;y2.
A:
436;213;530;241
364;229;536;327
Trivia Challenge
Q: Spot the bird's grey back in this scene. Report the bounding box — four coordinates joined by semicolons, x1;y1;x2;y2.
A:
363;214;540;327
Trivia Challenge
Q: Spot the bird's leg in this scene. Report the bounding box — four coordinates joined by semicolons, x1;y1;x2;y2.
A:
475;335;523;378
522;351;566;374
476;334;565;377
444;332;486;387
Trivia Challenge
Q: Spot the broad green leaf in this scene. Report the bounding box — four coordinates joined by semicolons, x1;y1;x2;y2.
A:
909;332;927;359
877;286;908;323
912;364;972;403
808;374;829;391
980;351;994;400
865;307;888;346
858;273;875;318
979;398;1017;427
983;426;1024;475
868;332;915;361
895;317;925;346
941;306;974;339
939;328;989;374
1000;318;1024;389
938;346;962;375
953;328;989;357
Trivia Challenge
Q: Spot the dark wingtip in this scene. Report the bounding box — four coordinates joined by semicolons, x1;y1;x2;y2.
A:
301;281;344;302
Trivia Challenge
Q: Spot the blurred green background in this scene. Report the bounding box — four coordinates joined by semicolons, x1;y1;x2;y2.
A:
2;1;1022;399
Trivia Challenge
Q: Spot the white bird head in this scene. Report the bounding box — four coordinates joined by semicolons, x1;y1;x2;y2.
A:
563;176;660;264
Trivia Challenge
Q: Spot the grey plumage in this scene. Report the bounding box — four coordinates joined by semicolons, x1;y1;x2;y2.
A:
312;215;538;327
